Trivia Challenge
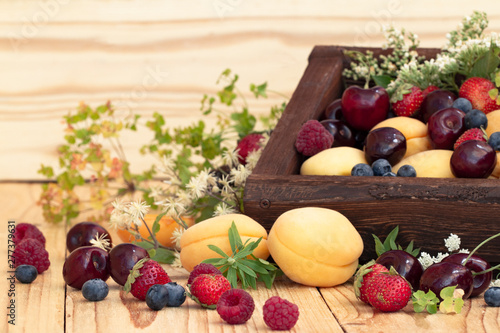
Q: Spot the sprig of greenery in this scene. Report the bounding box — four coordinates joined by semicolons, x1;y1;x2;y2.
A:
412;286;465;314
372;226;420;257
202;222;281;289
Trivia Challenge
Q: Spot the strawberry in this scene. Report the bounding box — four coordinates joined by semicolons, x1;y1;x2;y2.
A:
422;85;439;99
459;77;500;114
391;85;424;117
236;133;264;165
353;260;390;304
124;258;171;301
187;273;231;309
364;267;412;312
454;128;488;150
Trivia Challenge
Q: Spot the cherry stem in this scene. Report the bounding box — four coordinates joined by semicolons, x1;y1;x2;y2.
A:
472;264;500;276
463;232;500;266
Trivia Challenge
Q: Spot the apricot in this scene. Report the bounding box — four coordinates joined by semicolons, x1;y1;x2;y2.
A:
485;110;500;137
267;207;363;287
371;117;431;158
300;146;367;176
179;214;269;272
489;152;500;179
393;149;455;178
116;214;195;248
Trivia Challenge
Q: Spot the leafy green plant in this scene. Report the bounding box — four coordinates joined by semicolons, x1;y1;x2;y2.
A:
372;226;420;257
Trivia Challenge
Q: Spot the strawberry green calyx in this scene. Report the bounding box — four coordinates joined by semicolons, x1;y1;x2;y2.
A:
353;260;376;299
123;258;148;293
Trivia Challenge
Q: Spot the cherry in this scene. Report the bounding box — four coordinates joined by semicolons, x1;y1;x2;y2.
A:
419;261;474;300
320;119;355;147
375;250;423;290
322;99;343;121
109;243;149;286
442;253;492;297
66;222;112;253
364;127;406;165
420;90;457;123
341;85;390;131
427;107;466;149
450;140;497;178
62;246;110;290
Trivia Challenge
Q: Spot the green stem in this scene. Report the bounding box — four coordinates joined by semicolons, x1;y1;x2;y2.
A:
472;264;500;276
140;216;159;249
464;232;500;265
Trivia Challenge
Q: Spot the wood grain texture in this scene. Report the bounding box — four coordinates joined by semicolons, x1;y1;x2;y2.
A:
2;1;500;180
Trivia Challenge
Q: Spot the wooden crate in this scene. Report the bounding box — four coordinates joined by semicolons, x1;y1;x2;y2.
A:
243;45;500;263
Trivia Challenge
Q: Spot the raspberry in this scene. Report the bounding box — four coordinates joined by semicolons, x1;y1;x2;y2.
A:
13;238;50;274
263;296;299;330
236;133;264;164
216;289;255;325
295;120;333;156
187;263;222;285
13;223;46;247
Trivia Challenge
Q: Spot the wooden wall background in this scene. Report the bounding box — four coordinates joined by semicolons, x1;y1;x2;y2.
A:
1;0;499;180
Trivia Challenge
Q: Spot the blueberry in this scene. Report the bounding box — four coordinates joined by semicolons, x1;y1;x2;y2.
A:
146;284;169;311
489;132;500;151
371;159;392;176
82;279;109;302
464;109;488;129
164;282;186;307
382;171;397;177
484;287;500;307
351;163;374;176
397;164;417;177
452;98;472;113
15;265;38;284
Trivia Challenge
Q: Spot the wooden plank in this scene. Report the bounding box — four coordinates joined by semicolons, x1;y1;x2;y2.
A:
0;183;66;333
320;282;500;333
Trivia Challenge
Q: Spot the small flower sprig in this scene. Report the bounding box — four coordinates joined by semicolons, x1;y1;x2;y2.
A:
417;233;470;270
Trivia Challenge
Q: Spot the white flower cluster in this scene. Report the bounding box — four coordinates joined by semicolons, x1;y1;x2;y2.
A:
109;199;150;229
418;233;469;269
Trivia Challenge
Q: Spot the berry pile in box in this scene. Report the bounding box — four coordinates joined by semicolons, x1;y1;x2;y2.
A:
295;12;500;179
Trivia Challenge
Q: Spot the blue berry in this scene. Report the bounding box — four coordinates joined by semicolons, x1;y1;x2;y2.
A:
371;159;392;176
164;282;186;307
397;165;417;177
351;163;374;176
146;284;169;311
489;132;500;151
82;279;109;302
452;98;472;113
15;265;38;284
484;287;500;307
464;109;488;129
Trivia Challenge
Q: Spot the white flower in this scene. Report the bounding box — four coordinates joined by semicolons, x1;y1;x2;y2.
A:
171;251;183;268
89;233;112;251
213;202;237;217
159;155;176;174
149;186;164;201
161;197;186;218
230;164;251;187
129;200;150;220
458;248;470;254
444;233;461;252
108;210;132;230
222;148;240;168
171;227;184;249
490;279;500;287
246;149;262;170
435;252;450;263
186;173;208;199
418;252;435;270
111;198;127;212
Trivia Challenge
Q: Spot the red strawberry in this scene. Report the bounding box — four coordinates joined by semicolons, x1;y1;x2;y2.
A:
391;85;424;117
364;267;412;312
236;133;264;164
422;85;439;99
459;77;500;114
454;128;488;150
353;260;390;304
124;258;171;301
188;273;231;309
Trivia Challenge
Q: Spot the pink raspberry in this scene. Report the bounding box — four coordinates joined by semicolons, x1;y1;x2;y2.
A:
13;223;46;247
236;133;264;164
216;289;255;325
263;296;299;330
295;120;333;156
187;263;222;285
13;238;50;274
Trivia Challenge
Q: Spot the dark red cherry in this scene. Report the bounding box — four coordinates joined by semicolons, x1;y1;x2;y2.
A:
109;243;149;286
66;222;112;253
420;90;457;123
450;140;497;178
320;119;356;147
62;246;110;289
322;99;344;121
419;261;474;300
341;85;390;131
442;253;492;297
376;250;423;290
364;127;406;165
427;108;466;149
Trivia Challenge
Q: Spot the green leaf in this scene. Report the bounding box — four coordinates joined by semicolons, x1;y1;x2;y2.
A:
412;289;439;314
207;244;230;258
228;221;243;252
372;75;393;88
250;82;268;98
226;267;238;288
470;45;500;78
149;248;176;264
373;234;386;257
151;210;168;237
236;262;257;278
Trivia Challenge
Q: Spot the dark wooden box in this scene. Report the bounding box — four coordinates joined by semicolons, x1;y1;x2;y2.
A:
243;45;500;263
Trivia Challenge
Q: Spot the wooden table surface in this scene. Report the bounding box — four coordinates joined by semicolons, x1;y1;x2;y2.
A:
2;183;500;333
